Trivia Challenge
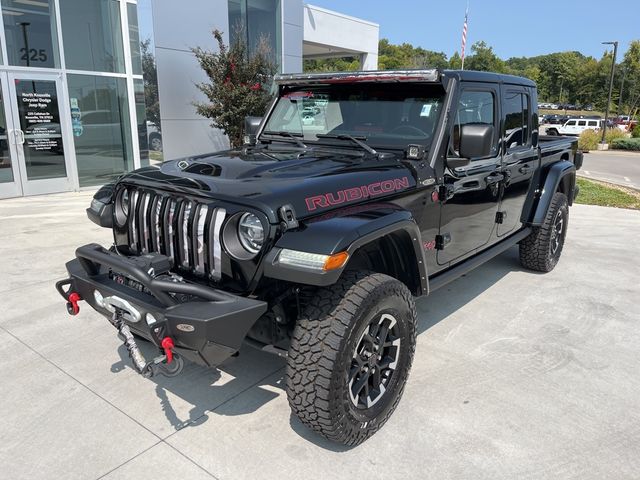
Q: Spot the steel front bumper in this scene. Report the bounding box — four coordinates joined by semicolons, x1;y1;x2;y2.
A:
57;244;267;369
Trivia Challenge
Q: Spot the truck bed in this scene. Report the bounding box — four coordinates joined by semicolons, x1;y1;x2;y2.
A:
538;135;579;170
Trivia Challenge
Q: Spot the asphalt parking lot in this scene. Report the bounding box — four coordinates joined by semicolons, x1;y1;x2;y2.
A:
579;150;640;190
1;192;640;480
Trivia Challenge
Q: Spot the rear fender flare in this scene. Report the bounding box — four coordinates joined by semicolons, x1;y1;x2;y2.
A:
530;160;576;226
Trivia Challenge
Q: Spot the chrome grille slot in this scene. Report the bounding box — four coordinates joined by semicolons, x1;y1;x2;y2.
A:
139;192;152;253
193;204;208;275
178;201;193;269
126;188;227;279
150;195;163;253
209;207;226;280
128;190;139;251
163;198;177;264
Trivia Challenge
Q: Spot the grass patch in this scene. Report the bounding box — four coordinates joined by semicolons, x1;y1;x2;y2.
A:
576;177;640;210
611;138;640;151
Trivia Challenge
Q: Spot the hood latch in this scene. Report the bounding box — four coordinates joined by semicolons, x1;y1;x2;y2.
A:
279;204;299;231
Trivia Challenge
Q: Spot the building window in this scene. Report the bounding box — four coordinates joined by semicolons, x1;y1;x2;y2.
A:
59;0;125;73
67;74;133;186
134;78;149;167
1;0;60;68
228;0;280;64
127;2;142;75
136;0;162;163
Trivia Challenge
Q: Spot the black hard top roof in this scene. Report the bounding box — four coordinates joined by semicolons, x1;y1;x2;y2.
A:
275;69;536;88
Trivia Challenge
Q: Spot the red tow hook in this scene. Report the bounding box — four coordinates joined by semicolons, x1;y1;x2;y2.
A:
66;292;82;316
161;337;175;364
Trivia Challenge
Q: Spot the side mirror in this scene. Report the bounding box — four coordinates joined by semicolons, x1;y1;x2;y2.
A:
244;116;262;145
459;124;494;160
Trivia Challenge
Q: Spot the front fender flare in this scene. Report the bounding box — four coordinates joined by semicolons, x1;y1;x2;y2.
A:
263;209;429;295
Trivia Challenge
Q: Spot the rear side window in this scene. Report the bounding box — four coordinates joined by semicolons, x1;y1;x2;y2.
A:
503;91;530;150
451;90;496;159
578;120;586;126
588;121;598;127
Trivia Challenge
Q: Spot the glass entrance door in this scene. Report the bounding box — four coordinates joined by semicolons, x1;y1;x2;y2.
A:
1;72;73;197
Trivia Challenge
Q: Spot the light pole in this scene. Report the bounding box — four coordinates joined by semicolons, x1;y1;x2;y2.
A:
601;41;618;145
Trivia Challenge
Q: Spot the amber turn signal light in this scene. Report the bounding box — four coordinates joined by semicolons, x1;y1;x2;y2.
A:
323;251;349;271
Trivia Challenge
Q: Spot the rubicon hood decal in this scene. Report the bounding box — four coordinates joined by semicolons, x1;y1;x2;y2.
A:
305;176;411;212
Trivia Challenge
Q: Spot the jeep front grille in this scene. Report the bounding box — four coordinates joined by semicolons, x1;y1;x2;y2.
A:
125;189;226;280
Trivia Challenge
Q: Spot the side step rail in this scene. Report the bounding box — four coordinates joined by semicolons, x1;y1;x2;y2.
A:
429;228;532;293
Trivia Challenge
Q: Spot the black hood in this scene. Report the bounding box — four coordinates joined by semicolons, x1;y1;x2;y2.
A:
122;147;417;223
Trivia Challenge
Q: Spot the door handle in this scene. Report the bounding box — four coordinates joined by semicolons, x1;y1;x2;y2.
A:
485;173;504;184
16;130;25;145
519;164;533;174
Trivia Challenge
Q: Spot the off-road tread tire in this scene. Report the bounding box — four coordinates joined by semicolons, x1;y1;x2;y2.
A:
286;271;416;446
519;192;568;272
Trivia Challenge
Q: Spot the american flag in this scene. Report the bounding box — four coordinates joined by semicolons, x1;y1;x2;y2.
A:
461;7;468;70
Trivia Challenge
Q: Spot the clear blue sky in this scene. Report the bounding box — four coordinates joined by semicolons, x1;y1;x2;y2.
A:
309;0;636;60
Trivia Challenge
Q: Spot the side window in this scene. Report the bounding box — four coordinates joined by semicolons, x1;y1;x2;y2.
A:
503;92;529;150
451;90;496;159
578;120;586;127
588;120;598;127
566;120;576;126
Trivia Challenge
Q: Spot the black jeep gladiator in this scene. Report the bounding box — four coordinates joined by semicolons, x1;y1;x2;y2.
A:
57;69;582;446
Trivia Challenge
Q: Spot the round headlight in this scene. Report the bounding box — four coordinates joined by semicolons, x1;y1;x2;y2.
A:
237;213;264;254
115;188;129;226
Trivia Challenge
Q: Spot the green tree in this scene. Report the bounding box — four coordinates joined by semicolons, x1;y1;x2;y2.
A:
464;41;506;73
621;40;640;114
449;51;462;69
304;56;360;72
193;29;277;147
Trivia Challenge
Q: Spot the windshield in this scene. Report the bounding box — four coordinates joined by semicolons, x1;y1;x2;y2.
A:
262;83;445;150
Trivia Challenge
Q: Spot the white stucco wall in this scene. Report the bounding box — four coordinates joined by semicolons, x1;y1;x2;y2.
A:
281;0;304;73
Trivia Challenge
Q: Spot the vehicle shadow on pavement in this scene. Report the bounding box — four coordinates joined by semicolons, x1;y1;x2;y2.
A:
108;247;525;446
111;342;286;431
415;246;526;335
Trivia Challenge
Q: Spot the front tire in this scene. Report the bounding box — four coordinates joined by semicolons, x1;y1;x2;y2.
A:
286;272;416;446
519;192;569;272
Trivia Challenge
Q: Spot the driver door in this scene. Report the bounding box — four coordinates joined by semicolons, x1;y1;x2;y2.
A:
437;84;502;266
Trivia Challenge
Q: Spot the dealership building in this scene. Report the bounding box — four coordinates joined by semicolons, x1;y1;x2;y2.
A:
0;0;378;199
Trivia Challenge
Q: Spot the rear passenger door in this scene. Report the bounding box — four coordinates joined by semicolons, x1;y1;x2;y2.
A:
497;87;537;237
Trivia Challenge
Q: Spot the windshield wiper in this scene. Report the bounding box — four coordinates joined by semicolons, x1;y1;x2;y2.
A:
315;134;378;156
261;130;307;148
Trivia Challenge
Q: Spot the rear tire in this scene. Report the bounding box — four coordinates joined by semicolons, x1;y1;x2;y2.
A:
286;271;416;446
519;192;569;272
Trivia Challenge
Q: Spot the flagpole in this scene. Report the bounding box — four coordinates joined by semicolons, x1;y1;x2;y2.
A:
461;2;469;70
